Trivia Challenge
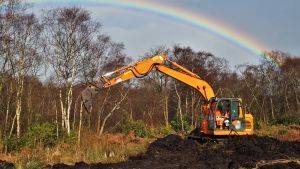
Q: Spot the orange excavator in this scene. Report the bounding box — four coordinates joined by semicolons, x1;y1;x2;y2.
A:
89;54;254;137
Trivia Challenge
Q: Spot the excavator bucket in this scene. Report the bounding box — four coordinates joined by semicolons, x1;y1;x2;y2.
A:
81;85;99;111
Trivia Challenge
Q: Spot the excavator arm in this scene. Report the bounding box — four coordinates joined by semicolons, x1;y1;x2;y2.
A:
94;54;215;101
85;54;254;136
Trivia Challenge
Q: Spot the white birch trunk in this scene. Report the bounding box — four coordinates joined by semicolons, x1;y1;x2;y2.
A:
16;78;24;138
174;83;184;131
59;90;66;129
77;101;83;146
163;95;169;127
66;86;73;134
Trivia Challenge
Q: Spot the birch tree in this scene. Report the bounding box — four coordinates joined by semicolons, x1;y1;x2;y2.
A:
0;0;42;138
42;7;103;134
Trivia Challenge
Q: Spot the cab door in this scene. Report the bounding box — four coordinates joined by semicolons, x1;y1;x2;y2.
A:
230;100;246;130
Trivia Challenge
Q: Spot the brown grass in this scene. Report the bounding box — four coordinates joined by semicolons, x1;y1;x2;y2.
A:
0;131;153;167
40;131;153;165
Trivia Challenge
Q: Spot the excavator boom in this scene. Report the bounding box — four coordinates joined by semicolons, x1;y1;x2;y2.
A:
95;54;215;101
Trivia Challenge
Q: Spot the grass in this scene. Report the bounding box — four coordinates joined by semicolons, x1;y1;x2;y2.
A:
18;131;153;165
256;123;300;141
68;132;152;164
15;156;46;169
0;130;153;167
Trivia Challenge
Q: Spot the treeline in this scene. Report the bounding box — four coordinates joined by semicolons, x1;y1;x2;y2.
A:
0;0;299;145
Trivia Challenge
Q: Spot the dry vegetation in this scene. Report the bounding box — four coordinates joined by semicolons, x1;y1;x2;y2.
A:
0;132;152;168
256;124;300;142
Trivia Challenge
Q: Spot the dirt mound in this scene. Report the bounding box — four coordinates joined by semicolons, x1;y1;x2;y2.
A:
197;135;300;168
139;134;300;168
146;134;198;155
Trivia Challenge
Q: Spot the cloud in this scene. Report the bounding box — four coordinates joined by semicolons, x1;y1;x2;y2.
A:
30;2;264;68
87;6;261;67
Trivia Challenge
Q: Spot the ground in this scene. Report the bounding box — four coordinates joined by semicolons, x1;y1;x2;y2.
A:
43;134;300;169
0;126;299;169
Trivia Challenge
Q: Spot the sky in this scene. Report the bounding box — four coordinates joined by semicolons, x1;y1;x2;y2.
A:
28;0;300;67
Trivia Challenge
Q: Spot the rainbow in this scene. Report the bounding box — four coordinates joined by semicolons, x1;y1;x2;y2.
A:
29;0;276;64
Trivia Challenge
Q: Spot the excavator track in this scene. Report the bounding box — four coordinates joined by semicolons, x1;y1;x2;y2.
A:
187;127;241;144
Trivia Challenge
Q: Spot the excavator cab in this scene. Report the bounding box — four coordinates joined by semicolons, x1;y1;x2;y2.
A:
201;98;254;136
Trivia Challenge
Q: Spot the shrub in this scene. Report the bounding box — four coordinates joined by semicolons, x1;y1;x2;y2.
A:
254;119;264;130
170;115;191;132
156;125;174;136
121;120;151;138
4;123;74;152
271;117;300;126
24;123;57;148
4;136;27;152
58;129;77;143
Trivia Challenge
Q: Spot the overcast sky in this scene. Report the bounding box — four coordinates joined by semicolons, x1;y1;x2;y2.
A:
29;0;300;67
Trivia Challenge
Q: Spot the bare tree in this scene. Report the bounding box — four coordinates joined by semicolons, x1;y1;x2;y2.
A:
174;83;184;131
0;0;42;138
98;87;129;136
42;7;102;134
